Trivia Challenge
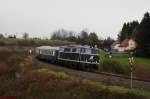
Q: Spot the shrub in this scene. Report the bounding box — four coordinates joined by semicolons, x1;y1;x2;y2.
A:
0;51;13;60
100;59;126;74
0;62;9;75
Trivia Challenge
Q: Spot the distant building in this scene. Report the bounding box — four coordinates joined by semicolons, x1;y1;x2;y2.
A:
111;38;137;52
111;41;120;51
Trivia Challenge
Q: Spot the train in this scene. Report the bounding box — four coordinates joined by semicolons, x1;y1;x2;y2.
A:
35;45;99;70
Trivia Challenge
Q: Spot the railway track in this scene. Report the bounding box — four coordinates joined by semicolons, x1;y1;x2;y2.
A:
94;71;150;83
34;57;150;91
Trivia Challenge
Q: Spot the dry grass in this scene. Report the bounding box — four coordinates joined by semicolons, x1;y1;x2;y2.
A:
0;47;149;99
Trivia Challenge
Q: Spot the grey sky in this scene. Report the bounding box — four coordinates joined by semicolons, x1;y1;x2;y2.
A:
0;0;150;39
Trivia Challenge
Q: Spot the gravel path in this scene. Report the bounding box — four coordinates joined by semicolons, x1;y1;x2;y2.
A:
34;57;150;91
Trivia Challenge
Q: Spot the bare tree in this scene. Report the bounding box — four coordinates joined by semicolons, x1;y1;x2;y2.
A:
23;32;29;40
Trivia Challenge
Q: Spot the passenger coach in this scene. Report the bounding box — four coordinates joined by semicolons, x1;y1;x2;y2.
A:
35;46;59;63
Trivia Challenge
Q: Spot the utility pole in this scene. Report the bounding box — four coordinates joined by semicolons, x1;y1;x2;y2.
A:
129;54;134;88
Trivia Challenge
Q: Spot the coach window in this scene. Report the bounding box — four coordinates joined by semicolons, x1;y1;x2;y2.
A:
81;48;86;53
51;50;54;56
72;48;77;52
52;51;55;56
49;50;51;55
39;50;41;54
64;48;71;52
50;50;53;55
45;50;48;54
42;50;44;54
59;48;64;52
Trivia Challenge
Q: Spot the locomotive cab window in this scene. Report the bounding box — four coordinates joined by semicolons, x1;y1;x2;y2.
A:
64;48;71;52
86;49;91;54
72;48;77;52
91;49;98;54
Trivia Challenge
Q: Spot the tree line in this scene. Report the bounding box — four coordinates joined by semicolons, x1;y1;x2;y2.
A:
0;34;16;39
0;30;115;50
118;12;150;57
51;29;101;48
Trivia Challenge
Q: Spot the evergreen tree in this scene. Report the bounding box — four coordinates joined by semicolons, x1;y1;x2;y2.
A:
118;21;139;41
133;12;150;56
118;23;127;41
101;37;114;50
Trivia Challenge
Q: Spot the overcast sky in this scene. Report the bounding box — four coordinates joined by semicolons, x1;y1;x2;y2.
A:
0;0;150;39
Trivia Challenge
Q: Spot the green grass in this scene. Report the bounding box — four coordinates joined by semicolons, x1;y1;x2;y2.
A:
109;85;150;99
99;49;150;75
111;56;150;68
99;49;108;62
91;82;150;99
99;49;150;67
0;38;17;42
111;56;129;66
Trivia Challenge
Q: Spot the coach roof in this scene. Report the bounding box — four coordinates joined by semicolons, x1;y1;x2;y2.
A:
60;45;97;49
37;46;59;50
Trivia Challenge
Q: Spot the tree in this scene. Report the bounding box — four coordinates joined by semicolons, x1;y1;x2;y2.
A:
50;28;101;47
101;37;114;50
133;12;150;56
88;32;99;47
0;34;4;38
13;34;16;39
79;30;89;45
8;34;16;39
51;29;77;41
23;33;29;40
67;31;77;41
118;21;139;41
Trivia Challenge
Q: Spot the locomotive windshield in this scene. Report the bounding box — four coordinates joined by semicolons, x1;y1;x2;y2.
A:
81;48;86;53
91;49;99;54
72;48;77;52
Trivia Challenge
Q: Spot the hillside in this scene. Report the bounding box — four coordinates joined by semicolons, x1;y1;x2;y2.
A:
0;46;150;99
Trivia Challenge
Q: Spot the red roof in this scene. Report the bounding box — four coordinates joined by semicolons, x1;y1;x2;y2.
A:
111;41;120;47
119;39;130;47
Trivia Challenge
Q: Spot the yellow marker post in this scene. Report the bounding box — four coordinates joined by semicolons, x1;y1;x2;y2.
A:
129;56;134;88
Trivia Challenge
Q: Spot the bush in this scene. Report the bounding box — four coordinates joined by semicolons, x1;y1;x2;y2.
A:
100;59;126;74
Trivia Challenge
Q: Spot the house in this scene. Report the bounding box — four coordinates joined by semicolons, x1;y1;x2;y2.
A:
111;38;137;52
111;41;120;51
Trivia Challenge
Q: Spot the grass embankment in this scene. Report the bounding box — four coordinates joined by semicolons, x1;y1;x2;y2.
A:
99;49;150;80
0;47;150;99
99;49;150;67
111;56;150;68
0;38;74;46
